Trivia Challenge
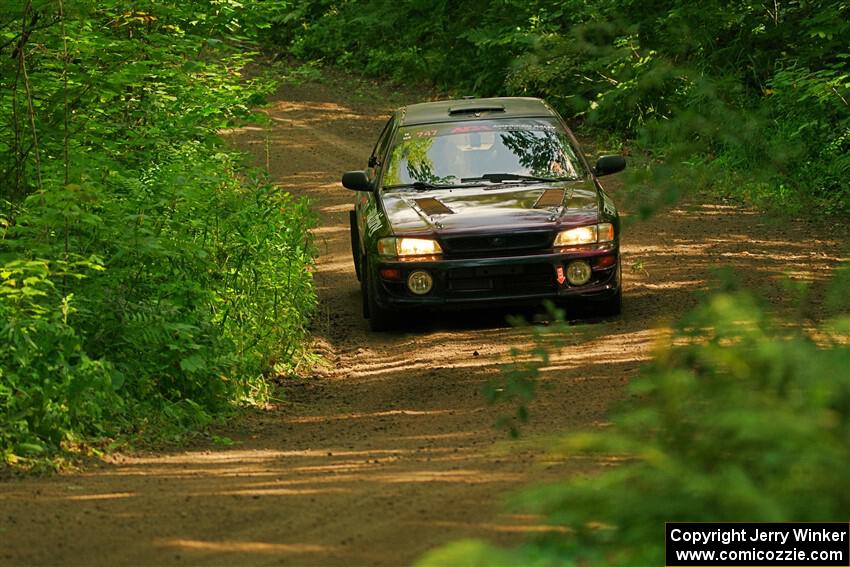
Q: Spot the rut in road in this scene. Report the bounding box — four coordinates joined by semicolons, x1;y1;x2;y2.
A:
1;78;846;567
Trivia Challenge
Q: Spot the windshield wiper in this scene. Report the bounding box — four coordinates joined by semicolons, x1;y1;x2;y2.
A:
384;180;481;191
460;173;575;184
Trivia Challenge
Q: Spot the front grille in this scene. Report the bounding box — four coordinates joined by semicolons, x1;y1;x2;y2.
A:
441;231;553;255
446;263;554;297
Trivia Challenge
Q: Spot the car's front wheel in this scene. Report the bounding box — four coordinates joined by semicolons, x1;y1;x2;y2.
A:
562;263;622;320
595;286;622;318
361;256;397;332
594;263;622;318
350;210;361;281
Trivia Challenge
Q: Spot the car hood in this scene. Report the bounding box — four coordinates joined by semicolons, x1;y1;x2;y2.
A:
381;180;600;236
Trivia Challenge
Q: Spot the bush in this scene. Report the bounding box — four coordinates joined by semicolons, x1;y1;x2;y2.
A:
1;1;316;464
0;259;119;459
418;287;850;566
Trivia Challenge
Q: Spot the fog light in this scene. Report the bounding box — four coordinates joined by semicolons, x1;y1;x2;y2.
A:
407;270;433;295
566;260;592;285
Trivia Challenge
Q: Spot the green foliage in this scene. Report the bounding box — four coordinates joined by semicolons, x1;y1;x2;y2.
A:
267;0;850;212
419;285;850;566
1;1;316;464
264;0;543;93
1;259;119;461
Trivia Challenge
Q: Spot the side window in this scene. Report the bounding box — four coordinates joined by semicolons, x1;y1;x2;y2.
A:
368;117;395;176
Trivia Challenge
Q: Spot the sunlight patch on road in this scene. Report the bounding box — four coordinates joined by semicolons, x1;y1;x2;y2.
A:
286;408;455;424
425;519;570;534
96;468;280;478
270;99;373;118
201;487;353;497
218;125;264;134
66;491;136;501
671;203;758;216
120;449;296;465
321;203;356;213
369;469;525;484
111;448;405;467
392;431;481;442
346;359;496;379
156;538;335;555
287;462;386;474
271;172;329;186
313;257;356;275
312;225;348;236
0;489;138;502
631;280;706;290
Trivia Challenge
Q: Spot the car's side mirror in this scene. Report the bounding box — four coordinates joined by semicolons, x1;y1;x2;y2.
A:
594;155;626;177
342;170;373;192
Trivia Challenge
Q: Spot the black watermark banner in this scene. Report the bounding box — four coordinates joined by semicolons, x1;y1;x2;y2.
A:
666;523;850;566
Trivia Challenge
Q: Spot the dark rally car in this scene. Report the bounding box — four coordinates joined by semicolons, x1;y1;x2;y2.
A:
342;97;625;331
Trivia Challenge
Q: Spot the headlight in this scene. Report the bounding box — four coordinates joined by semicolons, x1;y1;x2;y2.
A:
597;222;615;242
554;223;615;247
377;237;443;257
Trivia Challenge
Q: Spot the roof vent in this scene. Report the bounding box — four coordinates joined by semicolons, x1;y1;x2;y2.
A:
447;104;505;116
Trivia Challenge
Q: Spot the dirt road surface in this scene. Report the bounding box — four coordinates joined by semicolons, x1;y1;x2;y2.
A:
1;76;846;566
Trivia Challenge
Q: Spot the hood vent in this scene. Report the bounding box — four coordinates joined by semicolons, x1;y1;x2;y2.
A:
415;197;454;216
533;188;565;209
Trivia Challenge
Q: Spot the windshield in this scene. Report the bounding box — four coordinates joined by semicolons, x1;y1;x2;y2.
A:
382;118;584;188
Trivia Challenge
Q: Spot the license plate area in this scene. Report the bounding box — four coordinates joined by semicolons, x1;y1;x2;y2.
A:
474;265;525;277
446;264;554;295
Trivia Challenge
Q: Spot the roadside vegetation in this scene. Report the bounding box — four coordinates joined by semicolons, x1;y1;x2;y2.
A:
418;283;850;565
1;1;315;468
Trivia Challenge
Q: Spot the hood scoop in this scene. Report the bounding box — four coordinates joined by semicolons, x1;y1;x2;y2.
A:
415;197;454;216
533;188;565;209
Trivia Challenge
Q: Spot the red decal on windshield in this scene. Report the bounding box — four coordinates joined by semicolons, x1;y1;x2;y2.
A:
451;125;493;133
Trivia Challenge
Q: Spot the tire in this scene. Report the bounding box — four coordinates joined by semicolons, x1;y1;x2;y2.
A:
362;256;397;332
595;263;622;318
595;286;622;318
350;210;361;281
360;255;370;319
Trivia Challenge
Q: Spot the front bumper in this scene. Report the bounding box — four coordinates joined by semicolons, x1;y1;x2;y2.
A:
372;243;620;310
